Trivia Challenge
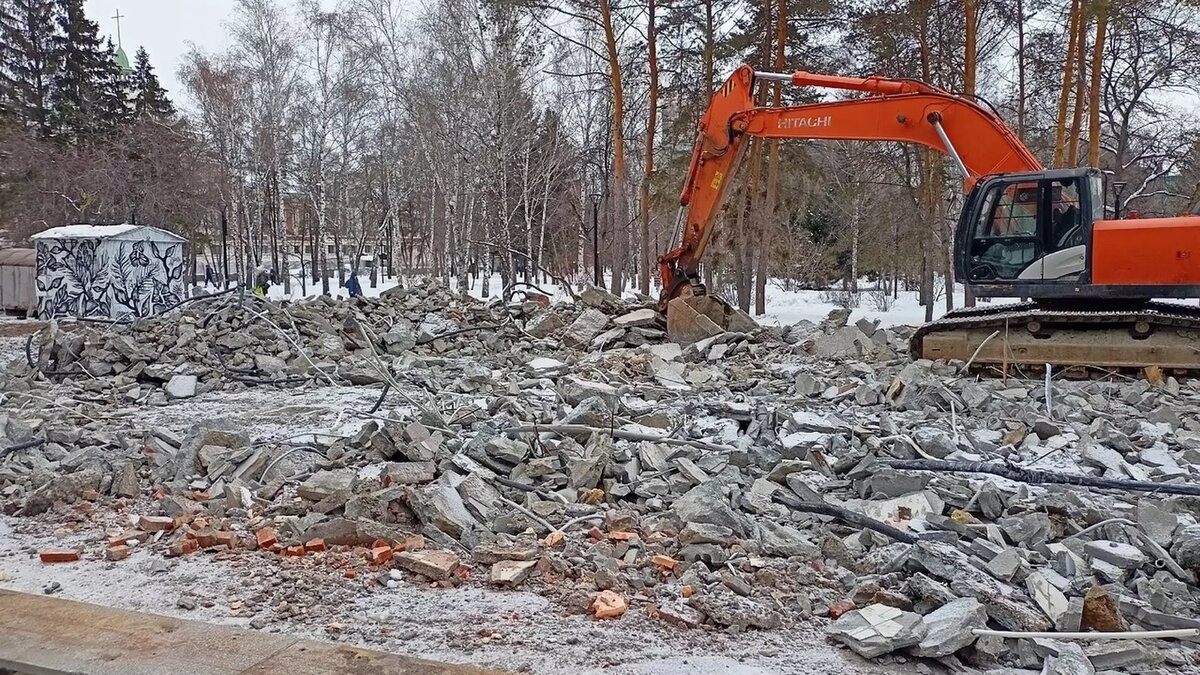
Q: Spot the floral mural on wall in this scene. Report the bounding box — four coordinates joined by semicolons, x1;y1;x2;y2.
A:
35;233;185;320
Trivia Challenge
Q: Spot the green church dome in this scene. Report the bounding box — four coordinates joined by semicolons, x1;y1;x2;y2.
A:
115;45;131;73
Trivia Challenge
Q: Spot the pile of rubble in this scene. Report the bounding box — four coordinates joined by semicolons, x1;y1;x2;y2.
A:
3;280;1200;673
15;280;692;400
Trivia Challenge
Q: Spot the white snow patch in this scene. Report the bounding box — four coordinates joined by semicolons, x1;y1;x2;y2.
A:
31;223;140;239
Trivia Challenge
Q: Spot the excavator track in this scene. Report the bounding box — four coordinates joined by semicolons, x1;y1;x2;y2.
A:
911;301;1200;374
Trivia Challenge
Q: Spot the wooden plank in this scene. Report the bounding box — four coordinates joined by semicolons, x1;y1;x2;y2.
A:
0;590;505;675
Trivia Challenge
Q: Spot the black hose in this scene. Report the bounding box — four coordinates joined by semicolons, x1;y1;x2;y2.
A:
369;383;391;414
0;436;45;459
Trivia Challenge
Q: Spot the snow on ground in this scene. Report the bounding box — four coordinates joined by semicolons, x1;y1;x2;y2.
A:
241;271;1014;329
756;283;1020;328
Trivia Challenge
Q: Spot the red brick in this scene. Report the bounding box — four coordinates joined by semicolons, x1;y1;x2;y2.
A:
400;534;425;552
591;590;627;619
105;545;130;561
256;527;278;549
194;528;221;548
343;570;358;579
369;545;393;565
167;539;199;557
608;531;637;541
651;554;679;571
39;550;80;563
305;538;326;552
138;515;176;531
829;599;856;620
284;545;306;557
214;531;238;549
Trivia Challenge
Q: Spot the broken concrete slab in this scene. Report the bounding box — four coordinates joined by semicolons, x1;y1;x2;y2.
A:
756;521;817;558
613;308;659;328
1039;641;1096;675
562;309;611;349
657;599;706;628
1025;571;1069;624
408;484;479;539
670;480;747;536
1084;540;1147;569
164;374;197;399
489;560;538;587
909;597;986;658
394;549;460;580
827;603;927;658
688;592;781;630
297;469;355;502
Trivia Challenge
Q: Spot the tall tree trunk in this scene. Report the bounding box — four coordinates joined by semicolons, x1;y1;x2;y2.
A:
963;0;977;96
917;1;935;322
943;184;954;312
1053;0;1082;167
740;138;766;311
703;0;714;93
850;200;860;294
600;0;629;296
733;178;754;311
1016;0;1026;139
1087;0;1108;168
1067;1;1089;167
756;0;786;316
962;0;977;307
640;0;658;296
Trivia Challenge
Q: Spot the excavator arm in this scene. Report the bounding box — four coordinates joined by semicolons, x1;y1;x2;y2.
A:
660;64;1043;308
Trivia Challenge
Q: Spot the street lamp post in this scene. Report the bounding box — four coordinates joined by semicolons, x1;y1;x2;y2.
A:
589;193;602;288
1112;181;1127;219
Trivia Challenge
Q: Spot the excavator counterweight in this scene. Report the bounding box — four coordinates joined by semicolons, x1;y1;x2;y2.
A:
663;65;1200;374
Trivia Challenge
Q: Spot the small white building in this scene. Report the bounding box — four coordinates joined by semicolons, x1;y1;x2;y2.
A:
32;224;187;320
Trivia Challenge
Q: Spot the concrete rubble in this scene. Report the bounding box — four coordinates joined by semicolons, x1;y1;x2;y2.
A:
3;280;1200;673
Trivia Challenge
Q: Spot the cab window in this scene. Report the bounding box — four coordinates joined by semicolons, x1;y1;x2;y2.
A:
976;182;1039;237
1048;179;1082;251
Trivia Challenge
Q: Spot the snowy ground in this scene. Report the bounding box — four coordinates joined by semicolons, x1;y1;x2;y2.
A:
245;271;1007;330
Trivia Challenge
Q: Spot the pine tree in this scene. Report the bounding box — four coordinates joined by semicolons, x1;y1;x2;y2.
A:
98;37;132;127
51;0;126;140
0;0;63;136
131;46;173;120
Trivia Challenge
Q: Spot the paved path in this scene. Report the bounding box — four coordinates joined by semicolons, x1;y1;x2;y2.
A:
0;589;505;675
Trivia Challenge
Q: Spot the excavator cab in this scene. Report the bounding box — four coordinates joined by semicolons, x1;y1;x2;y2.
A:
956;168;1102;297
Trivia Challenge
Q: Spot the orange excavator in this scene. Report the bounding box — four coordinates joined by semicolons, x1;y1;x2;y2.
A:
660;65;1200;371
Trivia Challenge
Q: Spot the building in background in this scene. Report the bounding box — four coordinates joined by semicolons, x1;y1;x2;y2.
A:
280;194;430;277
0;249;37;316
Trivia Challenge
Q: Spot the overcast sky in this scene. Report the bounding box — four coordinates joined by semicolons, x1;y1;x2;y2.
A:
84;0;239;99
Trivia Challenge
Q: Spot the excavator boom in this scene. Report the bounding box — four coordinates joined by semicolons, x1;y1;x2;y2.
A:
663;65;1039;300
